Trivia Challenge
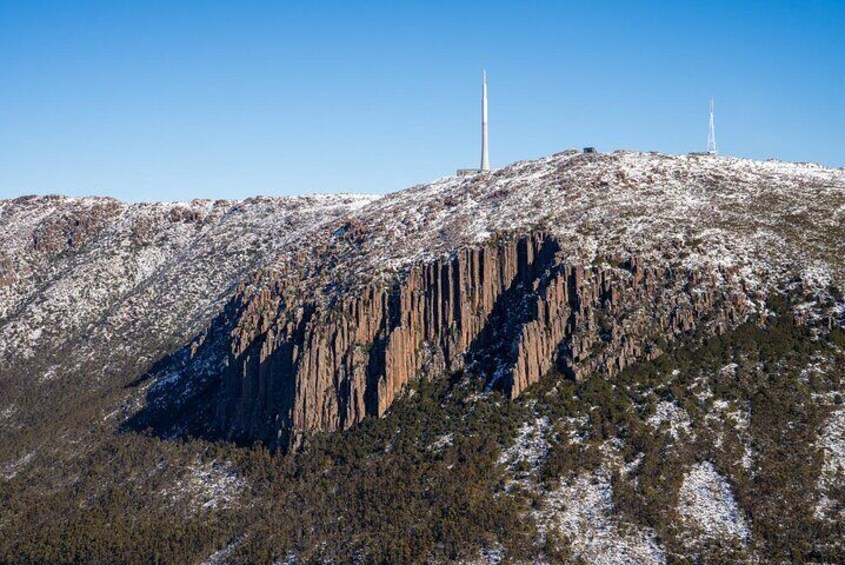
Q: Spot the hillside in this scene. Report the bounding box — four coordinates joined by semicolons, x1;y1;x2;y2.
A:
0;194;376;427
1;150;844;563
135;150;845;449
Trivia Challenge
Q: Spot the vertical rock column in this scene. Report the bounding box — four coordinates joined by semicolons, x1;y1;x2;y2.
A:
214;233;752;449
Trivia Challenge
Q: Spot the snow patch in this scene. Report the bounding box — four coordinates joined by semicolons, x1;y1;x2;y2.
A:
462;545;504;565
0;451;35;480
163;459;245;512
497;416;551;478
706;399;753;470
0;405;17;422
535;471;666;564
677;461;749;544
427;432;455;452
816;408;845;519
647;401;693;440
202;539;243;565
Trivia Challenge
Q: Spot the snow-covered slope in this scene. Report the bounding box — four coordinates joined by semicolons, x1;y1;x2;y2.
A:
0;194;377;411
261;150;845;297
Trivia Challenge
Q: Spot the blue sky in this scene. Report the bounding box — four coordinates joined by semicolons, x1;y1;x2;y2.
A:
1;1;842;202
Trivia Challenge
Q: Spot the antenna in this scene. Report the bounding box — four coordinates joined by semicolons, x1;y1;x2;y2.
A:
455;70;491;177
481;70;489;171
707;98;717;155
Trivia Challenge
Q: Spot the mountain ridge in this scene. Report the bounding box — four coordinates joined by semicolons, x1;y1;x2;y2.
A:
2;150;844;563
120;150;845;449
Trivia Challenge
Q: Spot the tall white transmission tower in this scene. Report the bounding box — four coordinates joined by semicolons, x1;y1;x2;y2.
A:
707;97;717;155
481;70;490;171
455;70;491;176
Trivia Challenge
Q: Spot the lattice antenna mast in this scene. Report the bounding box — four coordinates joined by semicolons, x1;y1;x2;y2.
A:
707;97;717;155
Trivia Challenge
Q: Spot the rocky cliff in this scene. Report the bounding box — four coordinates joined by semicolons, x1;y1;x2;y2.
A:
0;193;377;429
184;151;844;449
2;151;844;450
215;233;754;448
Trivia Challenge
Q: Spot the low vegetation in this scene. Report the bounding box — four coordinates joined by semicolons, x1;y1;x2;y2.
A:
1;296;843;563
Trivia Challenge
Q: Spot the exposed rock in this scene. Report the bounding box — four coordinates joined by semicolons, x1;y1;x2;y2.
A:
215;232;752;448
0;193;378;431
29;199;122;255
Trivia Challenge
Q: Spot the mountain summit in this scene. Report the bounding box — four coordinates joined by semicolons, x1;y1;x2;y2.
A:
1;151;844;563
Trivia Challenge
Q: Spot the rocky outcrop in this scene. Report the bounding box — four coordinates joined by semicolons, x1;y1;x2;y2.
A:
204;149;844;452
28;197;122;255
215;232;752;449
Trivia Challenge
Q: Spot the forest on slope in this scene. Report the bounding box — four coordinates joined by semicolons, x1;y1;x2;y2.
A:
1;296;843;563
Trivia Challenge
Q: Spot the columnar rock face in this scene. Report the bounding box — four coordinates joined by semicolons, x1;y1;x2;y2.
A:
4;151;843;452
214;232;752;449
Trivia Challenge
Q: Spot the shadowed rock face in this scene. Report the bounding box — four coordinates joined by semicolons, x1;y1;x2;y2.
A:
214;233;751;449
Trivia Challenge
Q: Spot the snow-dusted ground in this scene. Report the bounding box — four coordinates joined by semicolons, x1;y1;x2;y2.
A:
0;451;35;481
462;546;505;565
0;194;378;387
647;401;694;441
202;537;247;565
497;416;551;481
677;462;750;545
0;405;17;423
816;408;845;519
309;151;845;294
706;397;754;471
163;459;245;512
536;471;666;565
202;543;239;565
427;431;455;452
494;407;667;563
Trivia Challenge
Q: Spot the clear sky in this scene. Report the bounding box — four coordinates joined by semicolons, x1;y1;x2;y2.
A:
1;1;843;202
